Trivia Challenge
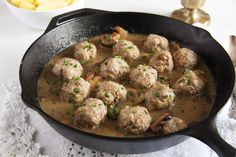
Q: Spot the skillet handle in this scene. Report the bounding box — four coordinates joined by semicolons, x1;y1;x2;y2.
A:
182;118;236;157
45;8;110;33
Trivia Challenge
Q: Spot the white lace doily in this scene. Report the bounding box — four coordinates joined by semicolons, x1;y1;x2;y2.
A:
0;79;235;157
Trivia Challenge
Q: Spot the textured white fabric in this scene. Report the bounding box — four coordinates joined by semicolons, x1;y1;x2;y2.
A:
0;80;235;157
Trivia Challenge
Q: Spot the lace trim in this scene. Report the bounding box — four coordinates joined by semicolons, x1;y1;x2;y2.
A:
0;80;47;157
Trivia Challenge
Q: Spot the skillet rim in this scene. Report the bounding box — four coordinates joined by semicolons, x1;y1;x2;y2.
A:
19;9;235;141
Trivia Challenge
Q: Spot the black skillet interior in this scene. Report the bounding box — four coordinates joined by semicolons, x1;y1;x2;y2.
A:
19;9;235;156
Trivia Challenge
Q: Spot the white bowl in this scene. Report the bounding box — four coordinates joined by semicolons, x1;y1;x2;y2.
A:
4;0;85;30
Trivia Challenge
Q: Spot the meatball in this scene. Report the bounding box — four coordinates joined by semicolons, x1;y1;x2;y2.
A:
96;81;127;105
52;57;83;80
61;77;90;103
74;41;97;60
149;50;174;73
173;70;206;95
100;56;130;80
145;82;175;110
113;40;140;60
118;106;152;134
74;98;107;128
129;64;158;88
144;34;169;53
173;48;198;68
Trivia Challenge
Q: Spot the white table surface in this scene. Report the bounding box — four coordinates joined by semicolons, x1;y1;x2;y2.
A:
0;0;236;156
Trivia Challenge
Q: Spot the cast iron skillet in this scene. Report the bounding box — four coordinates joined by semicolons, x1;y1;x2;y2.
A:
19;8;236;157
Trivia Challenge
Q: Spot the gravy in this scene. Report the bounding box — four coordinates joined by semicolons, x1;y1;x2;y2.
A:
38;34;216;137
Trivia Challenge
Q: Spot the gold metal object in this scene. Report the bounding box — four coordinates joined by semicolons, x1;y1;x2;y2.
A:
171;0;210;25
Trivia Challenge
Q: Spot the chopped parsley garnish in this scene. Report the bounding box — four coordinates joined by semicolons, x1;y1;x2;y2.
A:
144;110;148;115
113;56;122;59
132;109;137;114
142;64;149;72
72;103;83;109
107;104;121;119
154;92;160;98
98;103;104;109
168;93;176;99
73;64;77;68
73;88;80;94
105;92;110;98
75;76;81;81
80;59;92;65
83;44;93;51
127;46;134;49
63;59;69;66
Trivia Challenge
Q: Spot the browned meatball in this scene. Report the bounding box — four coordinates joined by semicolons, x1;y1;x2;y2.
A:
74;98;107;128
145;82;175;110
113;40;140;60
173;48;198;68
144;34;169;53
96;81;127;105
52;57;83;80
74;41;97;60
173;70;206;95
61;77;90;103
149;50;174;73
100;56;130;80
129;64;158;88
118;106;152;134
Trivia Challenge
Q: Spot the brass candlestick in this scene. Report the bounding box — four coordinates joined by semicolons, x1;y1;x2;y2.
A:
171;0;210;25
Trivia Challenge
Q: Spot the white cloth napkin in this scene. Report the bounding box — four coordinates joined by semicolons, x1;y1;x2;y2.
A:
0;79;235;157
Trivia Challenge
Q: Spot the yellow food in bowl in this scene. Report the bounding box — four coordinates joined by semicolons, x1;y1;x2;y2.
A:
9;0;78;11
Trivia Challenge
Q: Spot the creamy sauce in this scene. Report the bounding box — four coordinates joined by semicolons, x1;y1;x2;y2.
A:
38;34;216;137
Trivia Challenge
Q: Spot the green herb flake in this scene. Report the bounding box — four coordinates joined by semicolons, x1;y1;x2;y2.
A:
75;76;81;81
98;103;104;109
83;43;93;51
80;59;92;65
72;103;83;109
187;79;192;85
73;88;80;94
127;46;134;49
107;104;121;119
63;59;69;66
114;56;122;59
73;64;77;68
105;92;110;98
